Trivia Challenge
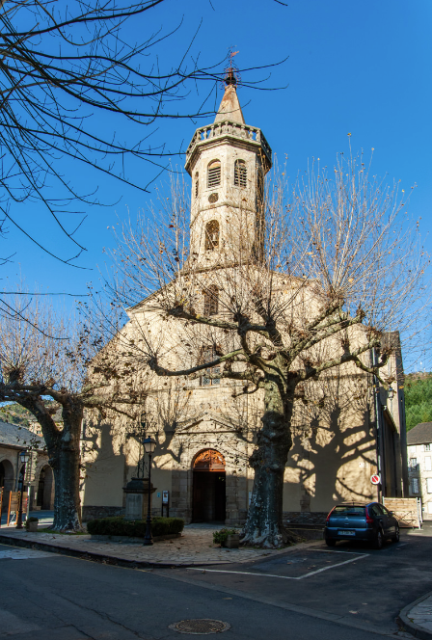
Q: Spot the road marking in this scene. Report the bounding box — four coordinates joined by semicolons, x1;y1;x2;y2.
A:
157;570;401;638
187;553;369;581
0;548;58;560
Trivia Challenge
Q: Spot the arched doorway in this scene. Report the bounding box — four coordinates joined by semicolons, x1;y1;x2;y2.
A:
192;450;226;523
0;460;14;513
37;465;54;509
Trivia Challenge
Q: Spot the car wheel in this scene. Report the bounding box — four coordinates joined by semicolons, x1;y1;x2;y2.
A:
392;525;400;543
374;529;383;550
325;539;336;547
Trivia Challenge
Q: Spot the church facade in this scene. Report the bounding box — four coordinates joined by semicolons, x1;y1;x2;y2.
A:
81;81;408;525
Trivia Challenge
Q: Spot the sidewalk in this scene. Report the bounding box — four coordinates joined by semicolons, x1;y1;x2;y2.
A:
1;509;54;528
400;592;432;640
0;522;319;568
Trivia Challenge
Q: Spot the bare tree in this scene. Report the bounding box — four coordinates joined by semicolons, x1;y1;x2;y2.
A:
0;0;283;287
0;292;147;530
103;151;428;547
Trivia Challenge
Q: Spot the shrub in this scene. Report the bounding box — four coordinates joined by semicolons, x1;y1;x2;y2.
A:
87;516;184;537
213;528;238;545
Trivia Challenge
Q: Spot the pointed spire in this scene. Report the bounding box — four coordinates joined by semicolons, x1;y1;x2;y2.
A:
214;84;245;125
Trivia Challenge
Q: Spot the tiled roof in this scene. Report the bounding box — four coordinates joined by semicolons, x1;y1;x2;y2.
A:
0;420;46;449
407;422;432;446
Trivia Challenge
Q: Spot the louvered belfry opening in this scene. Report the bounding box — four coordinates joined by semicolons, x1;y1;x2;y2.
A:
205;220;219;251
234;159;247;188
203;285;219;316
195;172;199;197
207;160;221;188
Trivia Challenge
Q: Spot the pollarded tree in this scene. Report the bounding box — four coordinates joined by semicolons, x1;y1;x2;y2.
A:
0;294;146;530
0;0;284;303
104;152;428;547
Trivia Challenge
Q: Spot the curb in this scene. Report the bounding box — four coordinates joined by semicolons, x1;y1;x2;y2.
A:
0;532;323;570
399;592;432;640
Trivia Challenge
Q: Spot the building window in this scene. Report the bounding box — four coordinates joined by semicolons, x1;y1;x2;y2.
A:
428;478;432;494
426;457;432;471
410;458;418;469
425;444;431;452
207;160;221;188
195;172;199;197
411;477;419;494
428;502;432;514
200;347;220;386
205;220;219;251
203;285;219;316
234;159;247;188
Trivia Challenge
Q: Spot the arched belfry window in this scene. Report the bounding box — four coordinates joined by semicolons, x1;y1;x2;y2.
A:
234;159;247;188
207;160;221;188
195;172;199;197
203;285;219;316
205;220;219;251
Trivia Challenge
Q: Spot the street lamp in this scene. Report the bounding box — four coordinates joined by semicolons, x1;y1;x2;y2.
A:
16;450;30;529
143;436;156;546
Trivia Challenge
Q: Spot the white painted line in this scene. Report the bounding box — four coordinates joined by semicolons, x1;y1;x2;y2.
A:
299;553;369;579
187;553;369;581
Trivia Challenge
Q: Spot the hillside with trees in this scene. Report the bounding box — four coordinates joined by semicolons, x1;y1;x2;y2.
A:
405;374;432;430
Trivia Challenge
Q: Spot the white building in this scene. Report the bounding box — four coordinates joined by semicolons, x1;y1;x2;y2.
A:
407;422;432;519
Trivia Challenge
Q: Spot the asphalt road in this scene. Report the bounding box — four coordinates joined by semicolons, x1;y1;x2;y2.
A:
1;528;431;640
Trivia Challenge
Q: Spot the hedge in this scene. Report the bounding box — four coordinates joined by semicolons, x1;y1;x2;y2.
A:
87;516;184;538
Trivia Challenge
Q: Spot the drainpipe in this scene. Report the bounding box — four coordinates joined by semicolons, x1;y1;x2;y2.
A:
373;348;384;503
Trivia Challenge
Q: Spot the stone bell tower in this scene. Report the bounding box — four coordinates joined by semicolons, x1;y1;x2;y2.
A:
184;68;272;268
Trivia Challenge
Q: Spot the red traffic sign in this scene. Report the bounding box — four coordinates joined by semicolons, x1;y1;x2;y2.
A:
371;474;381;485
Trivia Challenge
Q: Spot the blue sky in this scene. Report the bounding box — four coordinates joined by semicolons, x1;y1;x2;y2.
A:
3;0;432;368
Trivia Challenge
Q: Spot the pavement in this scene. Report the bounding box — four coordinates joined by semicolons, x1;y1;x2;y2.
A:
1;509;54;528
0;521;321;567
0;536;419;640
400;591;432;640
2;516;432;639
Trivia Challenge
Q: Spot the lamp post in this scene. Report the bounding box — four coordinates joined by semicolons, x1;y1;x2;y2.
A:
16;451;30;529
143;436;156;546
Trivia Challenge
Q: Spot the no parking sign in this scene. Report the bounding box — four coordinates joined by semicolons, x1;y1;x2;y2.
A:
370;474;381;485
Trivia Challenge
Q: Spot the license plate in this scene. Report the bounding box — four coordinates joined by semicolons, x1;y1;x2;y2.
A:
338;530;355;536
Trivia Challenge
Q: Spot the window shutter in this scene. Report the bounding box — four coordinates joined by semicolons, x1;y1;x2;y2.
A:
234;160;247;188
208;161;221;188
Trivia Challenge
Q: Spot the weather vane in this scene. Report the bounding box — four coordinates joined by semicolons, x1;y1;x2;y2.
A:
223;48;241;87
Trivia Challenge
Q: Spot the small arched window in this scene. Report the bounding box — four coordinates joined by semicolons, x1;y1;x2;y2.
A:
205;220;219;251
203;285;219;316
234;159;247;188
195;172;199;198
207;160;221;188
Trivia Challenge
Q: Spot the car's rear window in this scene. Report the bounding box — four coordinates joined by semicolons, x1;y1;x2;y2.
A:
333;506;365;515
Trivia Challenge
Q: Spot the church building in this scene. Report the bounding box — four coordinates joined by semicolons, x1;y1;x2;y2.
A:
81;75;408;525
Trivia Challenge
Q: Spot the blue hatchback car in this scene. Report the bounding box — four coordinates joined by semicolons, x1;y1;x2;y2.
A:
324;502;400;549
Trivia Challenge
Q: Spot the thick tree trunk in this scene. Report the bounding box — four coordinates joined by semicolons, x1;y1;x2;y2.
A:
241;378;293;548
17;395;83;531
51;400;83;531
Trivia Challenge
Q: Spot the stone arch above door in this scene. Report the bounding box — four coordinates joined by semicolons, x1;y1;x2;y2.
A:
193;449;226;472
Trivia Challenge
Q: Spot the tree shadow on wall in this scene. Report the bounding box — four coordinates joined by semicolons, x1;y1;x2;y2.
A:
287;375;376;509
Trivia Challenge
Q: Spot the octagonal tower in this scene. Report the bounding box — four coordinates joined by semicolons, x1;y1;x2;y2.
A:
185;77;272;268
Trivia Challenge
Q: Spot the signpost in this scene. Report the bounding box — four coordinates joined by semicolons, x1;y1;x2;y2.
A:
371;474;381;485
161;490;169;517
